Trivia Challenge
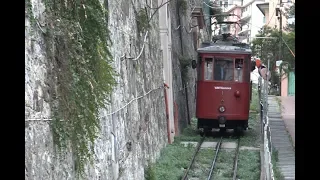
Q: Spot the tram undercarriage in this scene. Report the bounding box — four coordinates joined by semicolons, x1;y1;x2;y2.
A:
197;118;248;135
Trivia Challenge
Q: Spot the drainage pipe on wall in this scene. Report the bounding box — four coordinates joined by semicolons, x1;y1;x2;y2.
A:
164;83;172;144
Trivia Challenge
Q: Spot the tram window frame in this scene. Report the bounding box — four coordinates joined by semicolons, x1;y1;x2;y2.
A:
203;57;214;81
234;58;244;82
246;56;251;82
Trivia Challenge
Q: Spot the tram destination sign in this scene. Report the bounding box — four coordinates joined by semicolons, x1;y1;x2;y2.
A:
214;86;231;90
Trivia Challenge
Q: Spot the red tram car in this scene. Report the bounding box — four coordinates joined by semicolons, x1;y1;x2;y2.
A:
191;33;256;135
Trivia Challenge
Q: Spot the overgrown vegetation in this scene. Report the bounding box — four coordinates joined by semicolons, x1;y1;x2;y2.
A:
145;161;156;180
212;150;235;179
188;149;215;179
177;0;188;16
250;84;259;113
136;8;150;32
251;3;295;86
272;148;284;180
179;56;191;85
237;150;261;180
26;0;117;177
25;0;36;29
153;142;195;179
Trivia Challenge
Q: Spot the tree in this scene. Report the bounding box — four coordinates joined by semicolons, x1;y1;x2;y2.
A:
251;2;295;85
281;3;295;74
251;26;281;85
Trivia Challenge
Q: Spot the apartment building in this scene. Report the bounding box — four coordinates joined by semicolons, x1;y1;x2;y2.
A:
211;0;265;43
256;0;295;30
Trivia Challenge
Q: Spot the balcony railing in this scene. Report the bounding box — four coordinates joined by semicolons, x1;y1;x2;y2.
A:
241;10;251;21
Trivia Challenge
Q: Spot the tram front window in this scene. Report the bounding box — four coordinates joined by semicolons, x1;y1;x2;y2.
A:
214;58;233;81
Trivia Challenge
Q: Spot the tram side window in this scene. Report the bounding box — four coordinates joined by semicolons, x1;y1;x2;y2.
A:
235;59;244;82
214;58;233;81
204;58;213;80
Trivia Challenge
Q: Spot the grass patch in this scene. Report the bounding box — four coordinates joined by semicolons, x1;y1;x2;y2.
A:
272;148;284;180
153;142;195;180
174;118;201;142
240;113;261;147
212;150;235;180
189;149;215;179
237;150;261;180
250;85;260;113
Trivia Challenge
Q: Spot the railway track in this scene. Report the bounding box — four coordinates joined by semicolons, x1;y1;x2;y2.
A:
182;136;241;180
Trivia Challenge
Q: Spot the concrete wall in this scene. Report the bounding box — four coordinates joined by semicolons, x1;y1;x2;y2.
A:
25;0;168;179
25;0;210;178
281;72;288;97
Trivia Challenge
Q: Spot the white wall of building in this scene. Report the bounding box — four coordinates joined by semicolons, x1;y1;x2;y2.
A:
158;0;175;142
250;1;265;40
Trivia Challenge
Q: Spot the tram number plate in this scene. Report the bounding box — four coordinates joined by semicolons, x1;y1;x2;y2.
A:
219;124;225;127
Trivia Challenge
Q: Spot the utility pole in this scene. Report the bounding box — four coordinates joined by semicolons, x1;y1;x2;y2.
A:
278;0;283;95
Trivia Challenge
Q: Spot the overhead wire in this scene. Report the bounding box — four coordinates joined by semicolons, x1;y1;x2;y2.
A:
280;36;295;57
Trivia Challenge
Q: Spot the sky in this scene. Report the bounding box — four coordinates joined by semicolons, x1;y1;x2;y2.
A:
287;17;295;24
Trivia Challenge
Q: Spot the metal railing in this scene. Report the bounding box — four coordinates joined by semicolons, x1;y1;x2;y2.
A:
258;76;275;180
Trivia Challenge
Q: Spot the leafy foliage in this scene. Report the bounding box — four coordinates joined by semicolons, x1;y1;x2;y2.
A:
29;0;117;177
179;56;191;84
153;143;195;180
145;161;156;180
251;26;281;85
136;8;150;32
251;25;294;85
177;0;188;16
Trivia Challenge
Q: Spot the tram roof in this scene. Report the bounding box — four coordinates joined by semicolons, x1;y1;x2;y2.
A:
197;42;252;55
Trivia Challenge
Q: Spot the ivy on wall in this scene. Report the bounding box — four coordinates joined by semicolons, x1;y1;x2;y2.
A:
26;0;116;177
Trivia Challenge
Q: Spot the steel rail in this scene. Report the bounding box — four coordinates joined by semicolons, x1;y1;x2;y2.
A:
232;138;241;180
207;136;223;180
181;136;206;180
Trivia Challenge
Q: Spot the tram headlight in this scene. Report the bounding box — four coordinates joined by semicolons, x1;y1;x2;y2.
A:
219;106;225;113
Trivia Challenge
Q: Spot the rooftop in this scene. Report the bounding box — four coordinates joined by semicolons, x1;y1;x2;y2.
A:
197;42;252;54
256;2;269;16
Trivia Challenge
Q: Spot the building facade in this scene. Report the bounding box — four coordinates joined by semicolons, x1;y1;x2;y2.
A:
256;0;295;31
212;0;265;43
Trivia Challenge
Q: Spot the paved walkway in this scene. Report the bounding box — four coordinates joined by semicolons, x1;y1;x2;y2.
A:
279;96;295;147
268;95;295;180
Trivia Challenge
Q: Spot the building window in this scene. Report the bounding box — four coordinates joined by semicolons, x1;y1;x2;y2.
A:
224;2;228;7
220;1;223;6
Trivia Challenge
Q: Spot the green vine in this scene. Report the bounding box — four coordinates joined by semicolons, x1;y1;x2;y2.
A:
136;8;150;32
178;0;188;16
40;0;116;177
179;56;191;84
26;0;37;35
144;161;156;180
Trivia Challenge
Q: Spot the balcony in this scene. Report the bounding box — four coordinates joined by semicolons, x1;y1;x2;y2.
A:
238;25;250;36
240;10;251;23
